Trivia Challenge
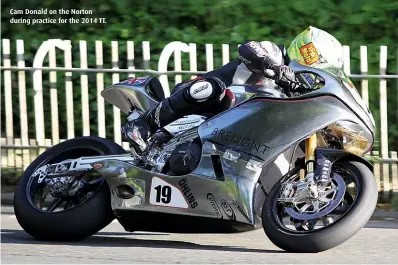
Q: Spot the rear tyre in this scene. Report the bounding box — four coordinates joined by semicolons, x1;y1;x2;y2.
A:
14;136;126;241
262;161;377;252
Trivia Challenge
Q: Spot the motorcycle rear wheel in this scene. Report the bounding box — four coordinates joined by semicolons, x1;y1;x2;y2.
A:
14;136;126;241
262;161;377;252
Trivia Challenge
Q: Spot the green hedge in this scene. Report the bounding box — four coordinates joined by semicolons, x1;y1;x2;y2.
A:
1;0;397;151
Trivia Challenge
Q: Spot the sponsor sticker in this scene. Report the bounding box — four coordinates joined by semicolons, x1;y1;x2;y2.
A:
149;177;188;208
232;201;251;223
133;76;150;84
316;158;331;182
121;78;137;85
220;199;236;220
178;177;198;208
119;76;150;86
299;42;319;65
207;193;223;219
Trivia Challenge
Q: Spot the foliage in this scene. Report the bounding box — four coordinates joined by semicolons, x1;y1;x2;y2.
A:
1;0;397;151
392;196;398;211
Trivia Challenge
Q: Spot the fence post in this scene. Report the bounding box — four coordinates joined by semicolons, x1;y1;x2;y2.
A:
2;39;15;168
360;46;369;106
64;40;75;139
95;40;106;138
16;39;30;168
142;41;151;70
1;138;7;168
372;151;381;194
49;46;60;145
127;41;135;78
206;44;214;71
379;46;389;201
343;45;350;75
391;152;398;196
80;40;90;136
222;44;230;65
14;138;22;169
189;43;197;80
174;43;182;85
111;41;122;145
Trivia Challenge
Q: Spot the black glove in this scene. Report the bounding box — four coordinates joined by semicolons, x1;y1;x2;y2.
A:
269;65;296;89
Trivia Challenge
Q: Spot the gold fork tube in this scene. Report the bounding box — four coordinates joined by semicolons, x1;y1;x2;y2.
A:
305;133;317;172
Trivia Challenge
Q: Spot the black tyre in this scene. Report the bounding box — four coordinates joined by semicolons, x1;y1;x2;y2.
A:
14;136;126;241
262;161;378;252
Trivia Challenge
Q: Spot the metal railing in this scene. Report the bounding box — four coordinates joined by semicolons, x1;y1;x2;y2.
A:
1;39;397;199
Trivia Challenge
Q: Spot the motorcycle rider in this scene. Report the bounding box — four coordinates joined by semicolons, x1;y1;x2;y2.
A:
123;26;344;153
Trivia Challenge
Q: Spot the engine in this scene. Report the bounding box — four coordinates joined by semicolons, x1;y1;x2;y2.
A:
167;141;202;175
144;127;202;175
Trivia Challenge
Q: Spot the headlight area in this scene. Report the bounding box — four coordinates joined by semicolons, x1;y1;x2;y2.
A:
317;121;373;156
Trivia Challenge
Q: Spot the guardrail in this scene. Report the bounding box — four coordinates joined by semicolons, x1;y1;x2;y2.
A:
0;39;397;200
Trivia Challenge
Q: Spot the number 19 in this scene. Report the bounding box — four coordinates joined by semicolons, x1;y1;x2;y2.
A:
154;185;171;203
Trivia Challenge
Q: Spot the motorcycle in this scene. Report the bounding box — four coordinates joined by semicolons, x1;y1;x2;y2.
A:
14;60;378;252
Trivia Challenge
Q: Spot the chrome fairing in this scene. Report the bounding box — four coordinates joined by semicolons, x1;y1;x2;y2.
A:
101;78;159;113
289;60;375;135
198;95;363;165
74;141;265;233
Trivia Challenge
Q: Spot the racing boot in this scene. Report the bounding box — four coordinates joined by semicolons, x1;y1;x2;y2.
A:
122;99;179;153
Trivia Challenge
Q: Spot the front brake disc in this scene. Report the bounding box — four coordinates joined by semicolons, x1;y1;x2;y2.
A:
285;174;346;220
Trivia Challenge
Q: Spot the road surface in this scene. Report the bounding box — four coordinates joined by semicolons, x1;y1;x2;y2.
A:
1;206;397;264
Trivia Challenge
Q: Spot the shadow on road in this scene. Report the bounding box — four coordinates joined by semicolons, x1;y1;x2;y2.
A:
0;229;283;254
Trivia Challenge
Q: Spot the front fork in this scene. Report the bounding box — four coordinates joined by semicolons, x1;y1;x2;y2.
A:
299;133;318;180
304;133;334;183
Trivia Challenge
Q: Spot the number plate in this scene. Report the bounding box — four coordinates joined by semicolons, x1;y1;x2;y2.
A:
149;177;188;208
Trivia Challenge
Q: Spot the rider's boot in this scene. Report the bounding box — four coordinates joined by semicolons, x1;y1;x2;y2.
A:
122;98;179;153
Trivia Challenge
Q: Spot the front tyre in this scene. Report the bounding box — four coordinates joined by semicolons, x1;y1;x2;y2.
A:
14;136;126;241
262;161;378;252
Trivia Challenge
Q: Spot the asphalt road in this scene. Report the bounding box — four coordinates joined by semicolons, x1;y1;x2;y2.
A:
1;206;398;264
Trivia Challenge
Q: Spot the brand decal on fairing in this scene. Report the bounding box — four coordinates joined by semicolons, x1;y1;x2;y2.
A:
149;177;188;208
232;201;251;222
178;177;198;208
211;128;270;154
220;199;236;220
207;193;223;219
119;76;149;86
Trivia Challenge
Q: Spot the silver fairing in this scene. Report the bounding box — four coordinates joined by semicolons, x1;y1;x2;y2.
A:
101;82;159;113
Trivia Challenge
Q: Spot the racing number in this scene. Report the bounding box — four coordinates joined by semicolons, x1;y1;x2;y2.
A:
150;177;188;208
154;185;172;203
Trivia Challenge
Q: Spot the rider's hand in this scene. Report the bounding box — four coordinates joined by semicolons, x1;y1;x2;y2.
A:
270;65;296;89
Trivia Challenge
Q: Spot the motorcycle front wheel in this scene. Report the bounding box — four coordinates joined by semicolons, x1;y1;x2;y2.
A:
14;136;126;241
262;160;378;252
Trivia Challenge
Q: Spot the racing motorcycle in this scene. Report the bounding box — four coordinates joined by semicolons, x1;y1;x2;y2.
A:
14;60;378;252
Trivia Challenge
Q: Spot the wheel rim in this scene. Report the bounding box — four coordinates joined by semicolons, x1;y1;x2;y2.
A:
272;165;363;233
26;146;106;213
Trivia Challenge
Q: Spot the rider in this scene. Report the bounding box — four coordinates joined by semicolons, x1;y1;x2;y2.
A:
123;26;344;153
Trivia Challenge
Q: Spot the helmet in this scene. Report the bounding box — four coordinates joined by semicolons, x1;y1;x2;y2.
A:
287;26;344;69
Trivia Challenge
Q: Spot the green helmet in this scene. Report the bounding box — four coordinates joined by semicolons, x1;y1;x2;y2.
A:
287;26;344;69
